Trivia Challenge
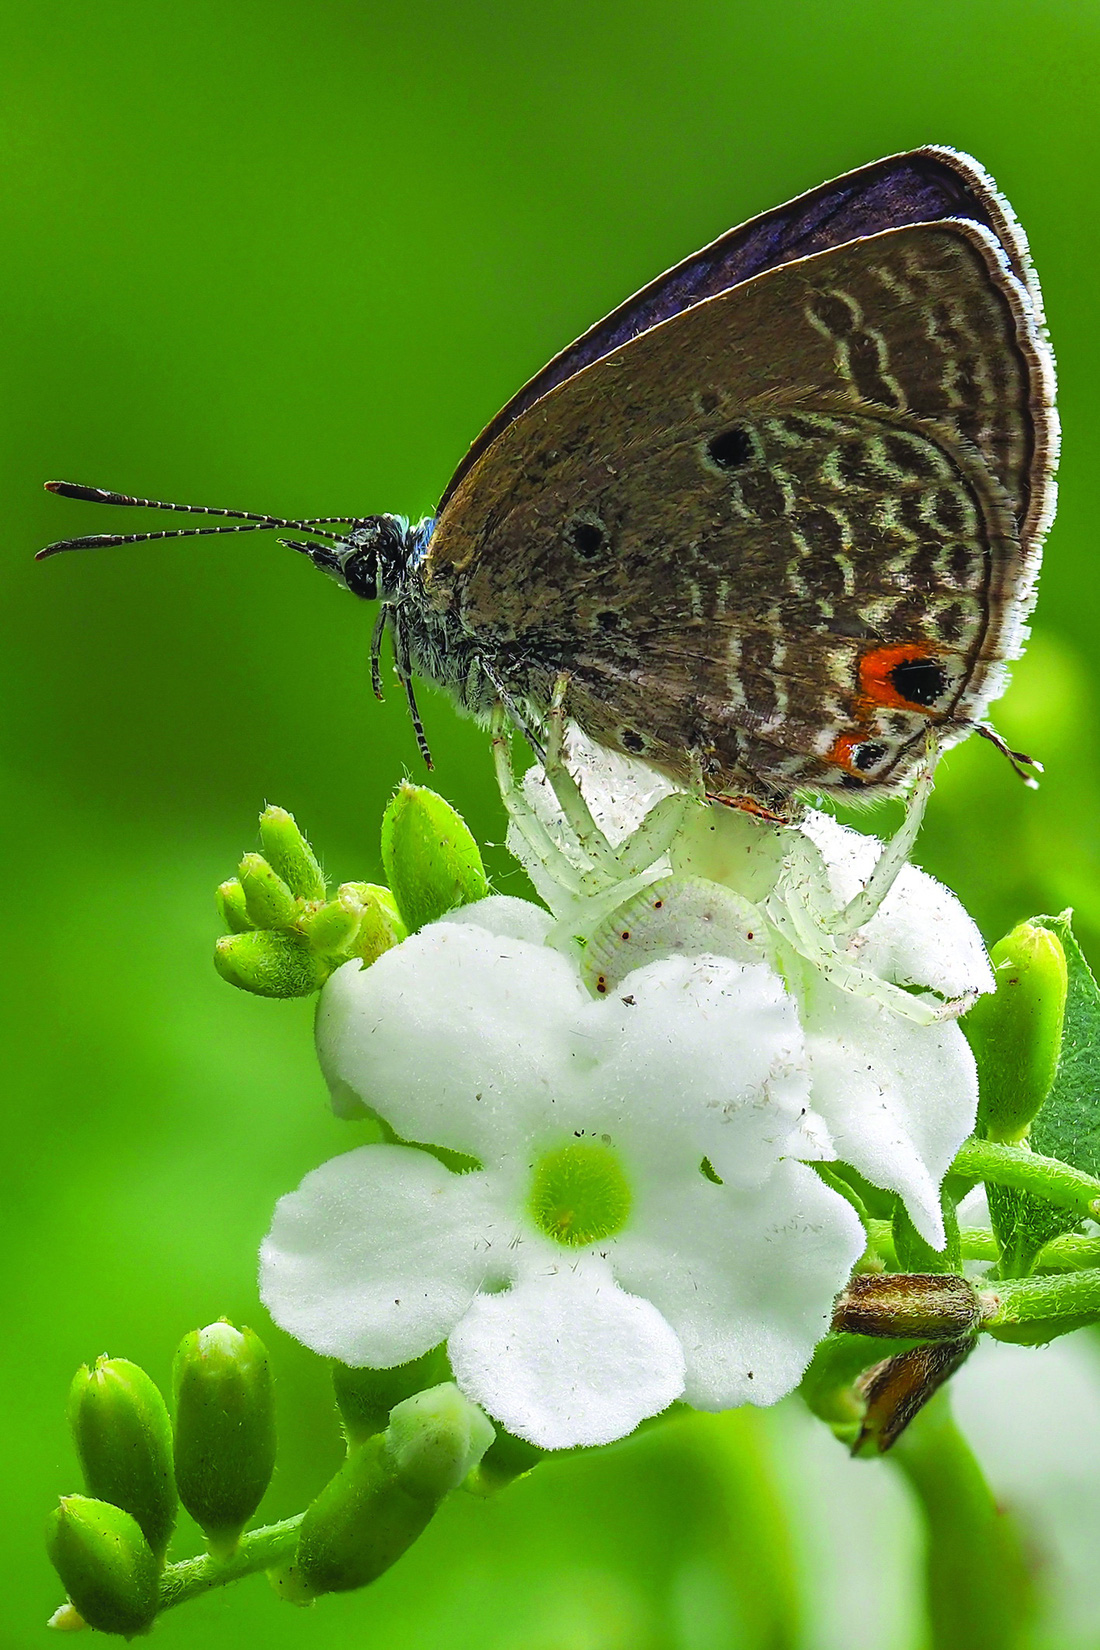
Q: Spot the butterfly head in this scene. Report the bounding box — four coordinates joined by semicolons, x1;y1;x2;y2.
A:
282;513;433;605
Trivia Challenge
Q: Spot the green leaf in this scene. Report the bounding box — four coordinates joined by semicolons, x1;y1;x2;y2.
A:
1029;912;1100;1175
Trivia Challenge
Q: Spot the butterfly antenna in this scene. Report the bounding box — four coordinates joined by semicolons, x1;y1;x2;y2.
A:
37;480;359;560
976;722;1044;789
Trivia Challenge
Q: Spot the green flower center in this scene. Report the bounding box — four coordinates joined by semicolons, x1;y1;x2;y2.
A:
527;1140;633;1247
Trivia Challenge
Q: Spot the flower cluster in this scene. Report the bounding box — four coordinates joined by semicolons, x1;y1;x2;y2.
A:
260;742;993;1451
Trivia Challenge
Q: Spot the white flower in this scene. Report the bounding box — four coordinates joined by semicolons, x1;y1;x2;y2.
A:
261;899;866;1449
261;729;994;1452
509;730;993;1244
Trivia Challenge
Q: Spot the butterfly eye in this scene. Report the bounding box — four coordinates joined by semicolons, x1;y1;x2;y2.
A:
621;729;645;753
705;427;755;471
888;657;950;707
340;549;378;600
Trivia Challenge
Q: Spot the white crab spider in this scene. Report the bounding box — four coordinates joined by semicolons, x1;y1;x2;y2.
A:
492;693;962;1027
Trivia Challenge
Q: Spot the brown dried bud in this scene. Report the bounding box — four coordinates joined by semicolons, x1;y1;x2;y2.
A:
854;1338;975;1454
832;1273;982;1341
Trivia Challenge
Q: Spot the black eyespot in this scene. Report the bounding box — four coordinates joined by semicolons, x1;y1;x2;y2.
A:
569;518;606;558
706;427;754;471
890;656;949;706
621;729;644;753
596;609;620;632
852;741;887;772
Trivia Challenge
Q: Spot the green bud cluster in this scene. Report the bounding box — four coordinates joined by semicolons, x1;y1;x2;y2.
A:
214;787;488;997
48;1322;276;1631
47;1323;503;1631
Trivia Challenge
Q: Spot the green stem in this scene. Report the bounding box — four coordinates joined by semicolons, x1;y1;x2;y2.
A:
980;1269;1100;1343
157;1515;304;1612
864;1220;1000;1268
1035;1230;1100;1272
951;1138;1100;1217
889;1392;1032;1650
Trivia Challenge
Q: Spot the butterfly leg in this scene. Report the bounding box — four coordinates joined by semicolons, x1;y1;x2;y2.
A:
827;731;940;939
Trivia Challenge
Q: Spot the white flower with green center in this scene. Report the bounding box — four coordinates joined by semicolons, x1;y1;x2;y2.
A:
261;898;866;1448
260;731;993;1451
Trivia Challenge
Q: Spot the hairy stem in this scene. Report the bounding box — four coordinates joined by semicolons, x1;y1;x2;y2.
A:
951;1138;1100;1218
157;1515;304;1612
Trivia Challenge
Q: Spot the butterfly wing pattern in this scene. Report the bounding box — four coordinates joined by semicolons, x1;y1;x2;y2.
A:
426;148;1056;808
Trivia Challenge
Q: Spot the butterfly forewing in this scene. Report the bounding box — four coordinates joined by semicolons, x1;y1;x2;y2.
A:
440;146;1049;512
426;218;1055;803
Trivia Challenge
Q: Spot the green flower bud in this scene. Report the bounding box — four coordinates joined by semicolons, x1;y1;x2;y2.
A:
68;1357;176;1563
45;1496;159;1637
216;878;253;933
331;1345;450;1445
384;1384;495;1499
214;930;330;997
295;1383;493;1595
299;898;362;957
381;784;488;933
967;920;1069;1144
464;1425;545;1496
238;853;300;930
172;1322;276;1557
258;806;326;903
338;883;408;966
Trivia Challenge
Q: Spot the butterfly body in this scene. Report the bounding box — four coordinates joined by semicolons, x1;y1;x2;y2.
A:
41;148;1057;811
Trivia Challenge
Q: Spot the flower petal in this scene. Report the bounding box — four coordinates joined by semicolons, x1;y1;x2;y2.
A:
259;1144;510;1367
447;1257;685;1449
583;954;814;1189
800;811;994;1004
613;1158;865;1408
804;983;979;1246
316;924;590;1161
437;893;555;946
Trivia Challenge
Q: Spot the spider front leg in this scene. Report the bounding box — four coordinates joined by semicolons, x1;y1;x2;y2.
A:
828;730;940;939
490;707;587;896
539;675;625;878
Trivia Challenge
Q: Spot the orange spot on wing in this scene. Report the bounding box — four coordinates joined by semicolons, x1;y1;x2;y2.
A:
827;732;867;776
858;644;942;711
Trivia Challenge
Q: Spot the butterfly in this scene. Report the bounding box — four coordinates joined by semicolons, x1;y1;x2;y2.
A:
41;146;1057;814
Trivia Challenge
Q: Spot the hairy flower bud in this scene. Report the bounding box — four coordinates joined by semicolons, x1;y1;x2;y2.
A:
300;898;363;957
238;852;300;930
967;920;1068;1144
45;1496;159;1637
172;1322;276;1556
381;784;488;933
295;1383;493;1595
339;883;408;966
258;805;326;902
214;929;330;997
216;878;253;933
68;1357;176;1562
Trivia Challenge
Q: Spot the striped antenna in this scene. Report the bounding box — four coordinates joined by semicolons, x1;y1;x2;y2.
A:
37;481;359;560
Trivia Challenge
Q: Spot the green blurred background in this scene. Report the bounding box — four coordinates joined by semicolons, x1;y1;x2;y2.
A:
3;1;1099;1645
